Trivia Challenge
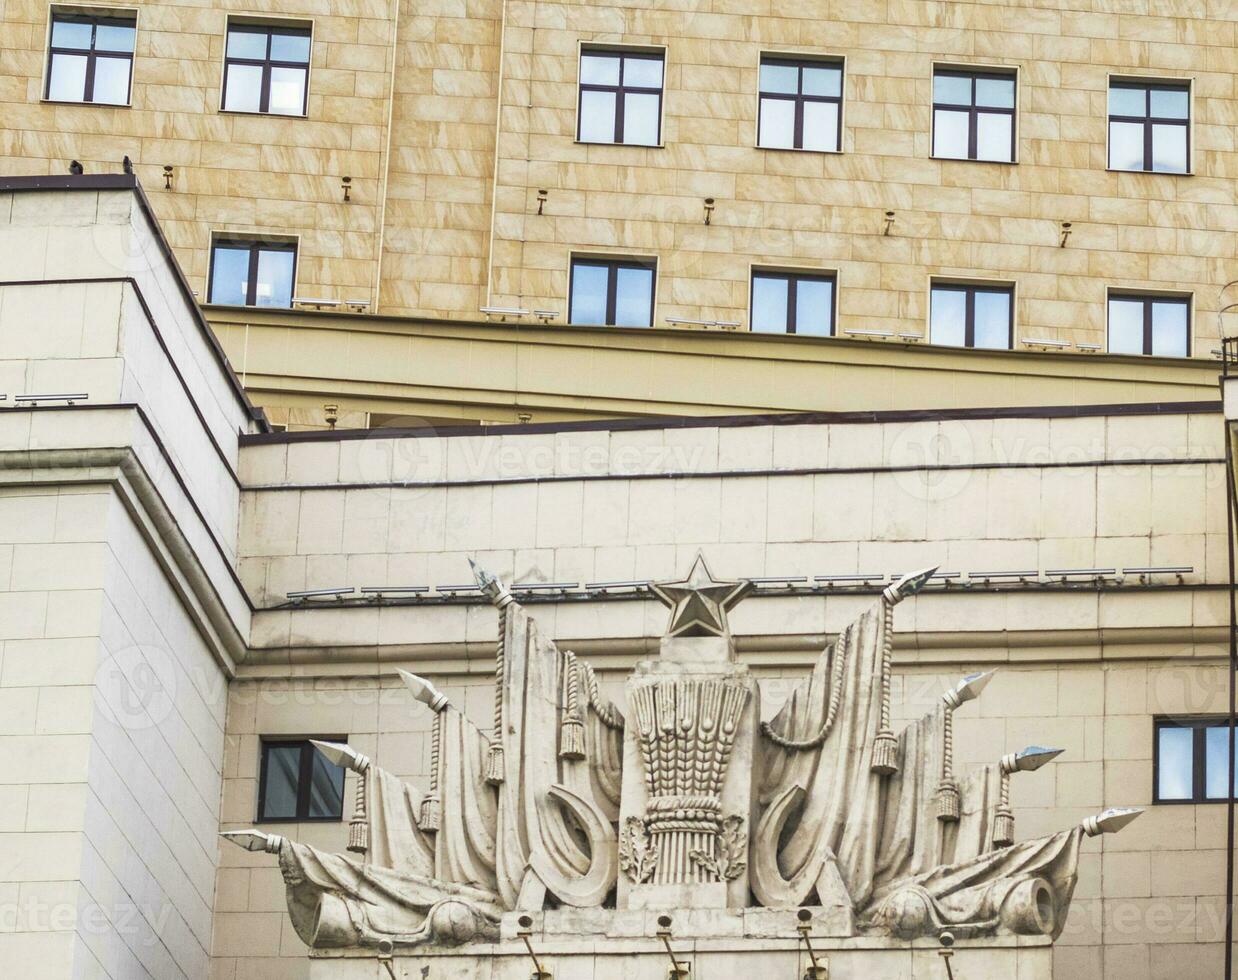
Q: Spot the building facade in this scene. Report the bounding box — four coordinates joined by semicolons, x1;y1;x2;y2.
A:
0;1;1234;426
0;182;1232;980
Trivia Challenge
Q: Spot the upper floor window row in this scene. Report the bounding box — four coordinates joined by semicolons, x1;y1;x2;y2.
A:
43;9;311;117
534;257;1203;360
574;48;1192;176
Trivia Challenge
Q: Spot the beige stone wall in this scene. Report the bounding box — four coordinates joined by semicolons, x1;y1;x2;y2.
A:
0;0;396;305
488;1;1238;350
4;1;1234;348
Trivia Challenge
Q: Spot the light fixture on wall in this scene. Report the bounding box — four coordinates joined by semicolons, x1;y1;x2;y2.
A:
703;197;716;225
341;175;352;202
515;915;551;979
795;909;828;979
655;916;690;979
938;931;957;979
537;188;548;215
324;403;339;429
376;939;396;980
163;165;174;190
883;210;896;235
13;393;88;406
1059;221;1072;247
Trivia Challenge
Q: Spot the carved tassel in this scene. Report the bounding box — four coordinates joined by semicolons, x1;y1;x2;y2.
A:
348;767;369;854
870;597;900;775
992;768;1015;847
935;703;960;822
559;651;586;761
486;604;508;785
419;708;443;832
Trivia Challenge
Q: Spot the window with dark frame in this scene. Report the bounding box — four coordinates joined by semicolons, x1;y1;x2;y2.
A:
568;257;656;327
257;738;347;822
1108;80;1190;174
208;238;297;308
222;21;311;116
757;56;843;153
45;10;136;106
1107;293;1190;357
931;68;1016;163
750;270;835;336
576;49;664;147
1154;717;1236;804
929;282;1013;349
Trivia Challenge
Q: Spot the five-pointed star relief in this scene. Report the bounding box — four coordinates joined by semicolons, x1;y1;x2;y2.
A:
650;553;753;638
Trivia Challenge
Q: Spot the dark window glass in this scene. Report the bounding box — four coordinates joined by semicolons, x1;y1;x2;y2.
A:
751;270;835;336
758;57;843;152
1108;294;1190;357
577;50;664;146
45;12;135;105
208;239;297;307
932;69;1016;162
930;283;1013;349
569;257;655;327
1108;81;1189;173
1154;718;1237;804
258;738;346;822
223;23;311;116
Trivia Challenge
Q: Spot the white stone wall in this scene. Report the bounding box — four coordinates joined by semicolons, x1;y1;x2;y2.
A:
217;406;1229;980
0;187;254;979
0;488;228;980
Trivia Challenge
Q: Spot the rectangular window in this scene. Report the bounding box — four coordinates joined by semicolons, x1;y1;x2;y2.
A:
45;10;136;106
258;738;347;822
929;282;1013;349
222;21;311;116
1108;80;1189;173
751;270;835;336
757;56;843;153
569;257;655;327
932;68;1016;163
577;49;664;146
208;238;297;307
1154;717;1236;804
1108;293;1190;357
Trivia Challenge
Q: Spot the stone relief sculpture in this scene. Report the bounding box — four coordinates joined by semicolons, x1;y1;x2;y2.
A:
223;554;1142;950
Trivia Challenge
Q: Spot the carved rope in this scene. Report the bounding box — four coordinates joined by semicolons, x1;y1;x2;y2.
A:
760;625;850;750
581;660;624;730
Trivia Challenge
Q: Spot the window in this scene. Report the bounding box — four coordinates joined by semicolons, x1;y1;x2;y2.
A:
577;49;664;146
222;21;310;116
208;238;297;307
1108;293;1190;357
932;68;1016;162
929;282;1013;349
45;11;136;106
1155;717;1236;803
257;738;347;822
757;57;843;152
1108;80;1190;173
751;270;835;336
569;257;655;327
